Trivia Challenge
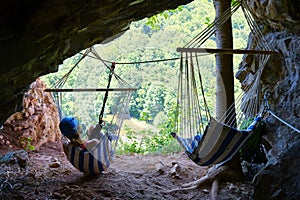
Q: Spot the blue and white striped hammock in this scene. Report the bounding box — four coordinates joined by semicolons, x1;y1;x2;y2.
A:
172;115;263;166
62;134;113;174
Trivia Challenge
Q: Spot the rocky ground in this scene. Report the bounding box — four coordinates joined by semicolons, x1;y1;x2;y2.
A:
0;140;254;200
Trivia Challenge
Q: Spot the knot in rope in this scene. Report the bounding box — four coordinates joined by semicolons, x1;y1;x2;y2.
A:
263;91;271;112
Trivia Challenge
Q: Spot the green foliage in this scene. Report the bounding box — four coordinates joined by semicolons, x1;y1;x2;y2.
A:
239;117;254;129
41;0;251;154
18;136;35;151
204;16;211;26
116;126;175;155
146;6;184;30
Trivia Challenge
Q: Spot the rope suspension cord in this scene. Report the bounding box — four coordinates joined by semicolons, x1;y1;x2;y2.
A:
52;48;92;89
79;51;215;66
174;0;280;128
263;92;300;134
47;48;93;120
241;1;272;52
46;46;136;125
195;52;211;129
98;62;115;127
217;0;276;128
268;110;300;134
221;61;264;127
177;0;279;129
190;52;210;133
177;48;278;55
89;47;136;89
78;52;181;65
175;1;241;133
88;47;137;152
45;88;136;92
184;0;241;49
174;52;211;142
46;47;136;93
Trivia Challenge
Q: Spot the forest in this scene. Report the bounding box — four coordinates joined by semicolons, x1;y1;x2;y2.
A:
41;0;250;154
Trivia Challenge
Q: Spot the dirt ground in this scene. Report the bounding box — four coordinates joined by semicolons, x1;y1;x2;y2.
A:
0;140;254;200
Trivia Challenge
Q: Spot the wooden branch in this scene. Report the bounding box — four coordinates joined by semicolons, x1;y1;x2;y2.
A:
177;47;279;55
211;179;219;200
44;88;137;92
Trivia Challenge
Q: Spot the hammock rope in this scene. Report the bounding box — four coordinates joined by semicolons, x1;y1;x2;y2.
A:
263;92;300;134
267;110;300;134
184;0;241;49
98;62;115;127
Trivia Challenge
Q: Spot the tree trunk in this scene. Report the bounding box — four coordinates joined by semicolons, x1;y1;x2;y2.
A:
214;0;234;120
213;0;243;176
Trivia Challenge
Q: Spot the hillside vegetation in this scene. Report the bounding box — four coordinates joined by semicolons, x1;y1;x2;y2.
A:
41;0;250;154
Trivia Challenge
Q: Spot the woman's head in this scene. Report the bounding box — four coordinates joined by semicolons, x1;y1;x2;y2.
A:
59;116;79;139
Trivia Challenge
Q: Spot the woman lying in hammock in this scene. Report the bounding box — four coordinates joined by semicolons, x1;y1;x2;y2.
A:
59;116;113;174
59;116;103;151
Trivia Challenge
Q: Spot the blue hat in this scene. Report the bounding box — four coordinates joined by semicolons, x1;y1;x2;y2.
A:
59;116;79;138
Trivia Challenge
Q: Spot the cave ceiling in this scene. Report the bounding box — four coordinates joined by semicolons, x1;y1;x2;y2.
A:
0;0;192;125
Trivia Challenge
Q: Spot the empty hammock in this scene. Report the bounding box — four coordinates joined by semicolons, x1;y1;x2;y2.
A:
47;47;135;174
171;0;277;166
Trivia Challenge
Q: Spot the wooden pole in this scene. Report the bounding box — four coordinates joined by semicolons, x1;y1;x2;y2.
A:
44;88;136;92
177;47;279;55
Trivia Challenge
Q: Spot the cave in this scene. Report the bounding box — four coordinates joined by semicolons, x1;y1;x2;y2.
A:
0;0;299;199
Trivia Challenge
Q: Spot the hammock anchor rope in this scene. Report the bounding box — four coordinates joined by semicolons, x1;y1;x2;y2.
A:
264;91;300;134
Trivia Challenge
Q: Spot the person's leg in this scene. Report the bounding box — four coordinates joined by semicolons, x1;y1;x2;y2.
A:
84;139;100;150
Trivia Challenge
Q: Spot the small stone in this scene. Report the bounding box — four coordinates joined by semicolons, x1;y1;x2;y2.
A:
171;161;177;166
51;157;58;162
202;189;209;194
52;192;61;199
49;161;61;168
228;183;238;191
169;163;180;176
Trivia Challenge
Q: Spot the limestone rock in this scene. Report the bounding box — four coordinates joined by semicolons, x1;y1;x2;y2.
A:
253;140;300;199
0;78;61;150
243;0;300;32
236;7;300;199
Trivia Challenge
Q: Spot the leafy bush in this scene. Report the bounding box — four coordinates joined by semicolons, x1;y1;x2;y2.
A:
116;126;178;155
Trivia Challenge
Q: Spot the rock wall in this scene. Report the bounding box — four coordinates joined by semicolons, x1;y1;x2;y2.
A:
0;78;61;150
237;0;300;198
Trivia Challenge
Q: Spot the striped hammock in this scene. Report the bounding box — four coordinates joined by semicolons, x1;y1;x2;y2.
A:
172;115;263;166
62;134;113;174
